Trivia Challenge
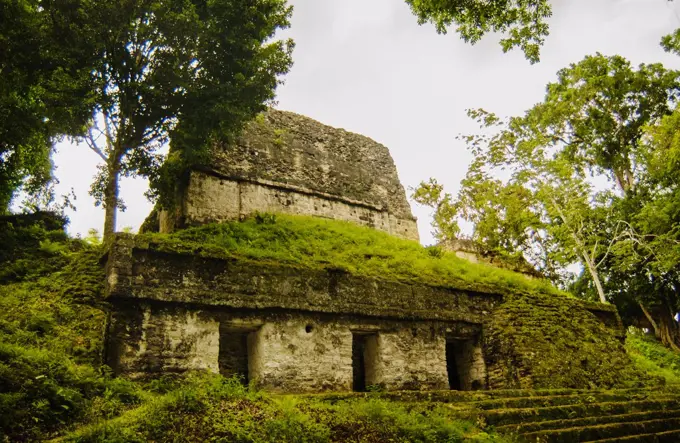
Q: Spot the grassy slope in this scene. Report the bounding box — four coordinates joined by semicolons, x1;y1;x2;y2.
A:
0;215;146;441
61;375;507;443
140;213;565;297
626;333;680;385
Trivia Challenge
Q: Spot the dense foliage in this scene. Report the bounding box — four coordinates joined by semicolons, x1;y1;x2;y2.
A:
0;0;97;211
627;332;680;385
415;41;680;349
0;0;294;239
0;213;144;441
405;0;552;63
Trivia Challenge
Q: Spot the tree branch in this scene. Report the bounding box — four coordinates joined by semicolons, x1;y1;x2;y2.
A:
85;126;108;162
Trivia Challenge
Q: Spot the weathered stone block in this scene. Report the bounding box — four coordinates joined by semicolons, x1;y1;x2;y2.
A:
249;318;353;393
107;304;219;378
158;108;420;241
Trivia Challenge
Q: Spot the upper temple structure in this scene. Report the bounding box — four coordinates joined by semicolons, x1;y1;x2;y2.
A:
106;109;637;394
157;109;419;241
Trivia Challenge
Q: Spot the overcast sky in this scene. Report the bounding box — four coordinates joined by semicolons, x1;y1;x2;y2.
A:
50;0;680;244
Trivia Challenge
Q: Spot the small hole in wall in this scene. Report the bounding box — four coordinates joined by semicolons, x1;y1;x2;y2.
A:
305;325;314;333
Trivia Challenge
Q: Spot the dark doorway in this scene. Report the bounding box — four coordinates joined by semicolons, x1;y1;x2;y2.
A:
352;333;378;392
446;337;486;391
219;328;250;383
446;341;462;390
352;334;368;392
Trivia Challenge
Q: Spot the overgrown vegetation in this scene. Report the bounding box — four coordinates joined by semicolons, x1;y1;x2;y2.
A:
139;213;566;297
485;293;648;390
627;332;680;385
0;213;510;442
61;374;507;443
5;213;680;441
0;213;145;441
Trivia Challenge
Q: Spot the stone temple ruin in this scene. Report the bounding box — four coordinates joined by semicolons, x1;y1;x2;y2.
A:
156;109;419;241
105;109;628;393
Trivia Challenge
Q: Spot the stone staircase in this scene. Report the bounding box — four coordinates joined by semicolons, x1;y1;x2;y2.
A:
435;388;680;442
312;388;680;442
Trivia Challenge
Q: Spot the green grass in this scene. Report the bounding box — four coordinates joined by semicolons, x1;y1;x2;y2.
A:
139;213;565;297
626;332;680;385
0;213;145;441
60;373;510;443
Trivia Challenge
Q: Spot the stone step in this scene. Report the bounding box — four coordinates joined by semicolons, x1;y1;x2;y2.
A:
583;429;680;442
496;409;680;434
463;393;680;411
306;387;669;404
460;399;680;427
521;417;680;443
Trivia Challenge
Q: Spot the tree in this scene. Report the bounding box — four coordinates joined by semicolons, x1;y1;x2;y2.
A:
0;0;97;211
78;0;294;240
601;92;680;349
404;0;552;63
415;54;679;310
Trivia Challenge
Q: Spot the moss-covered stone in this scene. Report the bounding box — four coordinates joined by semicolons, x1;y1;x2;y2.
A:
484;292;645;390
105;216;641;390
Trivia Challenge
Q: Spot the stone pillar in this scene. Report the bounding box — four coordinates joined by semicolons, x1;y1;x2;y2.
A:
370;327;449;391
108;305;220;377
248;318;353;392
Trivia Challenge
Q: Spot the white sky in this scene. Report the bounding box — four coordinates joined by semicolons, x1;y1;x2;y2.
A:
50;0;680;244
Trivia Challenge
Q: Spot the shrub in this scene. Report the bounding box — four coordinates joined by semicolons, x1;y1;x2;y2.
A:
626;332;680;384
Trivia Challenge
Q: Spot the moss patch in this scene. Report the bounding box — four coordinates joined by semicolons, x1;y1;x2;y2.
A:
138;213;566;297
484;292;647;390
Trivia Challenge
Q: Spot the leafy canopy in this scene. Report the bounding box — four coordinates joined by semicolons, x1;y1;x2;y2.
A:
405;0;552;63
75;0;294;238
0;0;97;211
415;53;680;303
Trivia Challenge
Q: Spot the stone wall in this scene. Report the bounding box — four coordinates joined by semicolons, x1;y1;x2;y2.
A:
106;304;220;378
160;170;418;241
106;302;475;393
159;108;419;241
106;234;500;324
105;233;633;392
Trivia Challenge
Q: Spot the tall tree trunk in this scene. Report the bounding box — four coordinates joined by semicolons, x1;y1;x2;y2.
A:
581;251;607;304
103;155;122;242
639;302;660;336
549;196;608;304
658;302;680;352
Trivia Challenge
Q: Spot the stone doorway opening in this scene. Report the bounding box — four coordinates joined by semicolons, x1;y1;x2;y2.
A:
352;332;378;392
219;325;256;384
446;338;482;391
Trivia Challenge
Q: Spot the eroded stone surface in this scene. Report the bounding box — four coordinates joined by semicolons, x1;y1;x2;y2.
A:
107;304;473;393
104;234;630;392
159;109;419;240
